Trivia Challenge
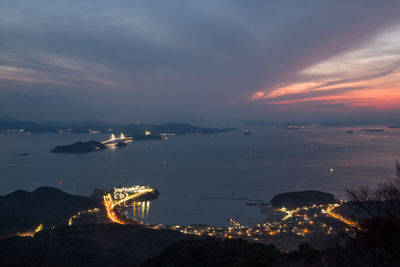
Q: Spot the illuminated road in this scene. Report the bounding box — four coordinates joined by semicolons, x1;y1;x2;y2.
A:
18;224;44;237
102;186;156;224
103;194;126;224
280;207;295;221
324;204;361;230
68;208;99;226
278;204;361;230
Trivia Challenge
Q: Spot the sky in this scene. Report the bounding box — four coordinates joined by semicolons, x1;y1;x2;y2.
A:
1;1;400;123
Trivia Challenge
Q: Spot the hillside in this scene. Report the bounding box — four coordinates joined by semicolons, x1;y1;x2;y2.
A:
271;190;336;209
0;224;199;267
0;187;98;237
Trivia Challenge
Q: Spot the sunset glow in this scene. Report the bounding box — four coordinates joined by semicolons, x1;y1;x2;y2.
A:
252;24;400;111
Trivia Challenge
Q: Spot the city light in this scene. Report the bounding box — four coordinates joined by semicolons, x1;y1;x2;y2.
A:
18;223;44;237
101;186;157;224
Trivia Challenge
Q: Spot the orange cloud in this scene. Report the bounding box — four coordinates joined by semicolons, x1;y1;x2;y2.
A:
251;24;400;111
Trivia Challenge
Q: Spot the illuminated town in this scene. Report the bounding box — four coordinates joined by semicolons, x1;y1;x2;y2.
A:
58;185;361;249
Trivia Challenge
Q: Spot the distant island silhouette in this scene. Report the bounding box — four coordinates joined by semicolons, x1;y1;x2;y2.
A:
361;128;384;132
51;141;106;153
0;117;236;135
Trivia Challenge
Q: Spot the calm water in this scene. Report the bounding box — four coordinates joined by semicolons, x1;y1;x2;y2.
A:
1;126;399;226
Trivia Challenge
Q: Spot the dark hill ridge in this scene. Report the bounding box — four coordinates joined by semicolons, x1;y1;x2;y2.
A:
0;224;200;267
0;187;97;237
0;117;59;132
271;190;336;209
51;140;106;153
0;117;236;135
142;238;319;267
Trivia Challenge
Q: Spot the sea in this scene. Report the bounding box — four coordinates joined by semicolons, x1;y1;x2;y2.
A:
1;125;399;226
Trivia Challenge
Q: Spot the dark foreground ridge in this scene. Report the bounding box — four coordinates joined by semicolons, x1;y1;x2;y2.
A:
271;190;336;209
0;224;198;267
0;224;321;267
50;141;107;153
142;238;319;267
0;187;97;237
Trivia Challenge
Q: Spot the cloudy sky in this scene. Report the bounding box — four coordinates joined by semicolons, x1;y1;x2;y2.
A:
1;1;400;123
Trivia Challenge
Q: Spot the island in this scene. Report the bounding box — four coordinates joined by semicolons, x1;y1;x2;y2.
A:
346;130;354;134
270;190;336;209
50;141;107;153
361;128;384;132
50;134;163;154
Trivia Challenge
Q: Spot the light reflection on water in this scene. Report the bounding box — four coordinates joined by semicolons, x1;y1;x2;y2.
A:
123;201;151;223
0;125;399;226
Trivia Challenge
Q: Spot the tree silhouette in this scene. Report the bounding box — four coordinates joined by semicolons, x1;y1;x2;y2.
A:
332;163;400;265
346;162;400;221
